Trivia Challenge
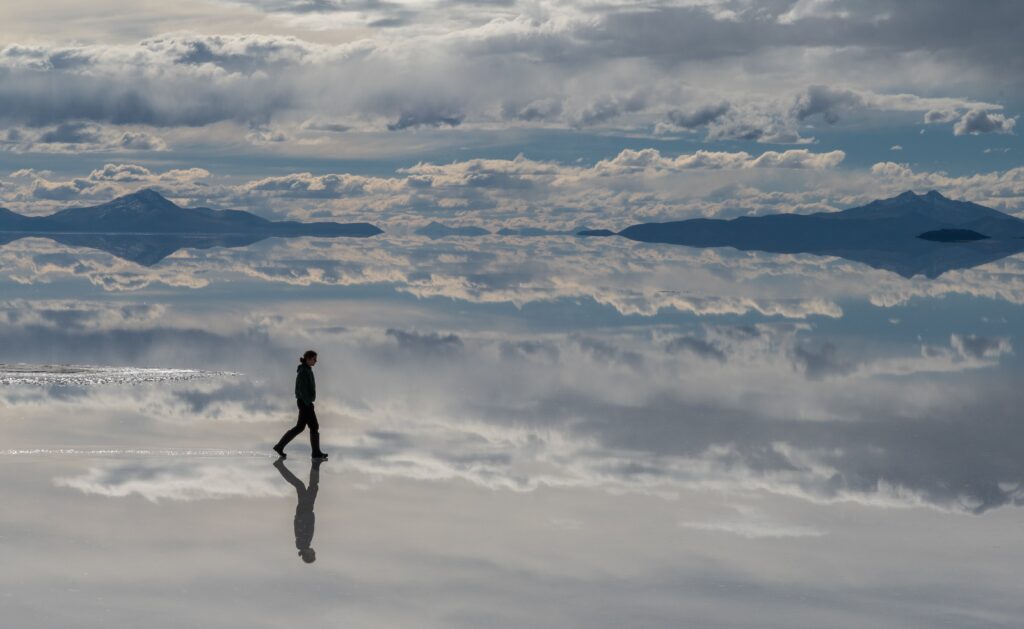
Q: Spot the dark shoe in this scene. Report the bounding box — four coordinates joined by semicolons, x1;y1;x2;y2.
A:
312;452;329;460
273;445;286;458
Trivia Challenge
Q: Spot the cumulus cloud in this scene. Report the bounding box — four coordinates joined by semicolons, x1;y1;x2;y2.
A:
664;102;731;129
925;109;958;124
242;171;398;198
4;163;208;205
953;109;1017;135
593;148;846;172
569;92;647;128
0;2;1017;147
502;98;563;122
0;123;168;154
791;85;864;124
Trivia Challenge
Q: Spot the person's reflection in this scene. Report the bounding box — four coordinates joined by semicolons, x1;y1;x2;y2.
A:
273;458;322;564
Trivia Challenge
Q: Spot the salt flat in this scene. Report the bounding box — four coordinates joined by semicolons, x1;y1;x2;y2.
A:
3;234;1024;627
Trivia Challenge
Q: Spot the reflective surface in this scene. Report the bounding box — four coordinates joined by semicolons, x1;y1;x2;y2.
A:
3;234;1024;628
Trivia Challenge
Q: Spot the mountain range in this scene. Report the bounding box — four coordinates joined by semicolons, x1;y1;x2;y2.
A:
3;189;1022;277
582;191;1024;278
0;189;383;265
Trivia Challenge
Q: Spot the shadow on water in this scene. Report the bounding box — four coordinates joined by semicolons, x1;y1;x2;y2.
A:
274;458;322;564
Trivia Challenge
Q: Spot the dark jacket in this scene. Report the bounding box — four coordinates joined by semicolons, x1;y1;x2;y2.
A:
295;363;316;404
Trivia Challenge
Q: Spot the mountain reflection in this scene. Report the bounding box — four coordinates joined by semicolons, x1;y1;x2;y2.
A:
4;230;1024;276
629;236;1024;279
608;191;1024;279
0;233;345;266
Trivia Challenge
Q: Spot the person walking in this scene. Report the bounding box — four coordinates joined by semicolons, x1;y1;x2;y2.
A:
274;350;328;460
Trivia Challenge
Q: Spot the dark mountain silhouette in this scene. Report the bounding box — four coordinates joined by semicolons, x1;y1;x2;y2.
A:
591;191;1024;278
0;189;383;265
576;229;616;237
0;206;34;230
415;222;490;239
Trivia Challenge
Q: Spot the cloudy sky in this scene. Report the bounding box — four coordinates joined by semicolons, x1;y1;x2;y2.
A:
0;0;1022;226
6;6;1024;623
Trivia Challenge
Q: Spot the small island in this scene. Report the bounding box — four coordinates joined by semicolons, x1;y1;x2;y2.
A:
918;229;990;242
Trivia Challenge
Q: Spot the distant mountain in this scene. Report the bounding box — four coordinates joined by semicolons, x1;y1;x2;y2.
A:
415;222;490;239
0;206;33;230
0;189;383;265
592;191;1024;278
0;189;383;237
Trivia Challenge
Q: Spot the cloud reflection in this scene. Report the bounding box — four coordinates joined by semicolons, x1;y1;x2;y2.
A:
54;460;286;502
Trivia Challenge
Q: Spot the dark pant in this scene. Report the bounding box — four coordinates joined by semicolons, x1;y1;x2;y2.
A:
276;400;322;455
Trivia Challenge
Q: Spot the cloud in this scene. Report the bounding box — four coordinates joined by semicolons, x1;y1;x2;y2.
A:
386;105;465;131
790;341;854;379
242;172;397;198
0;299;166;331
572;335;644;370
791;85;864;124
679;505;826;539
868;161;1024;211
569;92;647;128
0;35;306;128
6;284;1024;515
300;119;352;133
1;2;1017;148
951;334;1012;360
664;335;727;363
925;109;958;124
37;122;102;144
6;163;207;204
953;109;1017;135
54;461;286;502
385;328;464;355
664;102;731;129
0;123;168;154
502;98;563;122
593;148;846;173
499;340;560;362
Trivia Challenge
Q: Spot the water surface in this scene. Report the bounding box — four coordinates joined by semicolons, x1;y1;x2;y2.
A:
2;233;1023;628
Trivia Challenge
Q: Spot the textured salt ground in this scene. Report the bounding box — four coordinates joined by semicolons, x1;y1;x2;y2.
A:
0;363;240;386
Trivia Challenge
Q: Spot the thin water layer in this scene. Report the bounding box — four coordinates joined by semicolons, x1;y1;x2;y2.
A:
2;234;1024;627
0;364;239;386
